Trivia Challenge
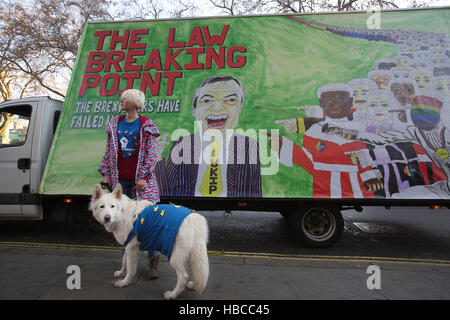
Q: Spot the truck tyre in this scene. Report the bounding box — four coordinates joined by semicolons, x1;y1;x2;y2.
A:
287;205;344;248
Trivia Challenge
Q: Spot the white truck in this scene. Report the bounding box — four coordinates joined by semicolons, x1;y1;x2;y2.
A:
0;97;62;219
1;7;449;247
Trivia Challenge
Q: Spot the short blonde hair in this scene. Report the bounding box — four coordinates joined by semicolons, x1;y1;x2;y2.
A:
121;89;145;110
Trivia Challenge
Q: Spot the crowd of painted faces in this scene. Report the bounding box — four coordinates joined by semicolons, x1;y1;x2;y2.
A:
278;19;450;199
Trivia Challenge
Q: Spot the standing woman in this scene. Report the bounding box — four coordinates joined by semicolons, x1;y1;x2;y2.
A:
99;88;161;278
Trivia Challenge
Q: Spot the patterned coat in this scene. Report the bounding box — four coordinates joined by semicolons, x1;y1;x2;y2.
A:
99;115;160;202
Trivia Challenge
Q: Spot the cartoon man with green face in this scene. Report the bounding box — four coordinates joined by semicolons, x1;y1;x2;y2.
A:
166;75;262;198
192;76;245;132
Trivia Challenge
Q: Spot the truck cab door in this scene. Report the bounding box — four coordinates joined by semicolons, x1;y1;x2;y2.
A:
0;104;34;218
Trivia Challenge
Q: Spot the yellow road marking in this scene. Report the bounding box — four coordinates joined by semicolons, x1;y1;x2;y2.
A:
0;241;121;252
1;241;449;267
209;251;450;267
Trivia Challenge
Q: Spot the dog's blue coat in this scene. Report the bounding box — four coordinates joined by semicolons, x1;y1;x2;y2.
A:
123;204;191;260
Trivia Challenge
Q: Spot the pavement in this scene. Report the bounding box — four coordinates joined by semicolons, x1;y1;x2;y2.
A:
0;242;449;301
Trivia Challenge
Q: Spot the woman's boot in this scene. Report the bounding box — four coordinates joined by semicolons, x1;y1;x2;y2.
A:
148;254;160;279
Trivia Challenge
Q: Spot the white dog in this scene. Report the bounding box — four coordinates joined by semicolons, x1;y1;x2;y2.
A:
90;184;209;300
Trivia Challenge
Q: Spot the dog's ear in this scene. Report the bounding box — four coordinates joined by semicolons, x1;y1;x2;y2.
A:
92;184;103;201
112;183;122;200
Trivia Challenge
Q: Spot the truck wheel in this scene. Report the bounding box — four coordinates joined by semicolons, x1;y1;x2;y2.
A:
287;205;344;248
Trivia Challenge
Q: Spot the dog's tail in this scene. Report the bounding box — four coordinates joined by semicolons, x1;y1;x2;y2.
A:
189;214;209;294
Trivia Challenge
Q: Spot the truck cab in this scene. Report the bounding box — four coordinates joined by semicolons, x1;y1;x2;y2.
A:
0;96;62;219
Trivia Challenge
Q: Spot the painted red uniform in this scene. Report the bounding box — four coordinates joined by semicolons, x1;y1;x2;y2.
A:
280;119;377;198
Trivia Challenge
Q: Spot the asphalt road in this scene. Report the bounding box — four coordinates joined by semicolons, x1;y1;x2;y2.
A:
0;205;449;260
0;206;449;300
